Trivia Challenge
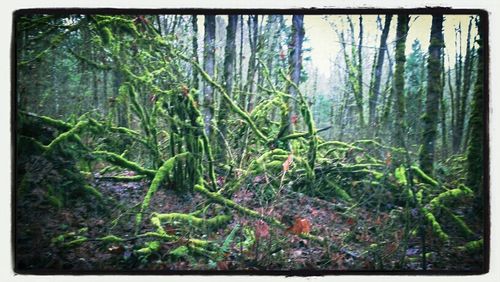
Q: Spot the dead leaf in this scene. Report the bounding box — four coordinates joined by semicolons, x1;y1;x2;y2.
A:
282;153;293;173
287;218;311;235
217;260;229;270
254;220;270;239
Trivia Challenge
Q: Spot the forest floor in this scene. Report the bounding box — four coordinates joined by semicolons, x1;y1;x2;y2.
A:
15;170;484;272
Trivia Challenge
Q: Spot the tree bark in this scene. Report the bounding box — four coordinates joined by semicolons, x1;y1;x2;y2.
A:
202;15;216;137
283;15;305;139
392;14;410;148
369;14;392;130
465;16;485;203
191;15;200;98
419;14;444;174
244;15;258;112
217;15;237;162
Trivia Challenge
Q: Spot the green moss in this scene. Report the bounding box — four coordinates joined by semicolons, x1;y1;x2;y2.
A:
98;235;124;243
327;180;352;202
135;152;190;231
83;184;103;199
136;241;161;255
459;239;483;253
422;207;449;241
93;150;156;177
395;165;407;186
236;226;256;251
429;185;473;208
63;236;88;248
318;141;363;151
44;120;88;153
411;166;439;186
441;206;475;239
169;245;189;257
154;212;232;228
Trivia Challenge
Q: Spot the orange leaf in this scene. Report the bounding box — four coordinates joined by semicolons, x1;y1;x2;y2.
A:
282;154;293;173
288;218;311;235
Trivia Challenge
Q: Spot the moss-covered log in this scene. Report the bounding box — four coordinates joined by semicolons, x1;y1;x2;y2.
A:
93;150;156;177
154;212;232;229
135;152;190;231
410;165;439;187
194;183;325;244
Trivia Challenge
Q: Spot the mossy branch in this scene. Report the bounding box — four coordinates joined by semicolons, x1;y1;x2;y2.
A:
194;183;325;244
93;150;156;177
44;120;88;153
411;166;439;187
153;212;232;229
178;52;269;143
135;152;190;232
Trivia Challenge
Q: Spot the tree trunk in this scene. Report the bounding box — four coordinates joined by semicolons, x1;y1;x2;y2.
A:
244;15;258;112
458;18;475;151
357;15;365;129
285;15;305;136
419;14;444;174
217;15;237;162
369;14;392;130
191;15;200;99
202;15;216;137
103;68;108;116
440;45;448;159
392;14;410;148
465;16;485;203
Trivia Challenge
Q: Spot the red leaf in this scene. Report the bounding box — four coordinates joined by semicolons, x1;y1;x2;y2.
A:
291;115;299;125
254;220;270;239
346;217;356;226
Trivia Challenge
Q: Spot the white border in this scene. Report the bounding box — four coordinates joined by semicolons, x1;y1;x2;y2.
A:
2;1;498;282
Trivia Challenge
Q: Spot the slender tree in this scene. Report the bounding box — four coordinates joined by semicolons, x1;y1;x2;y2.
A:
191;15;200;97
420;14;444;174
217;15;237;162
466;16;485;203
244;15;258;111
287;15;305;133
369;14;392;130
202;15;216;136
392;14;410;148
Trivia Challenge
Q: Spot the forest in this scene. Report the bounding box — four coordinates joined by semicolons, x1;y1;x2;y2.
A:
14;11;487;273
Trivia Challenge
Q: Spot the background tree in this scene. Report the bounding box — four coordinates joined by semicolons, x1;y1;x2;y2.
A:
420;14;444;174
217;15;238;162
203;15;216;137
392;14;410;149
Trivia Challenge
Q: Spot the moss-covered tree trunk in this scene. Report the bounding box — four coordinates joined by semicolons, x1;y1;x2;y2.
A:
369;14;392;131
453;18;474;154
465;16;485;205
419;14;444;175
392;14;409;148
281;14;304;142
217;15;237;162
203;15;216;137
